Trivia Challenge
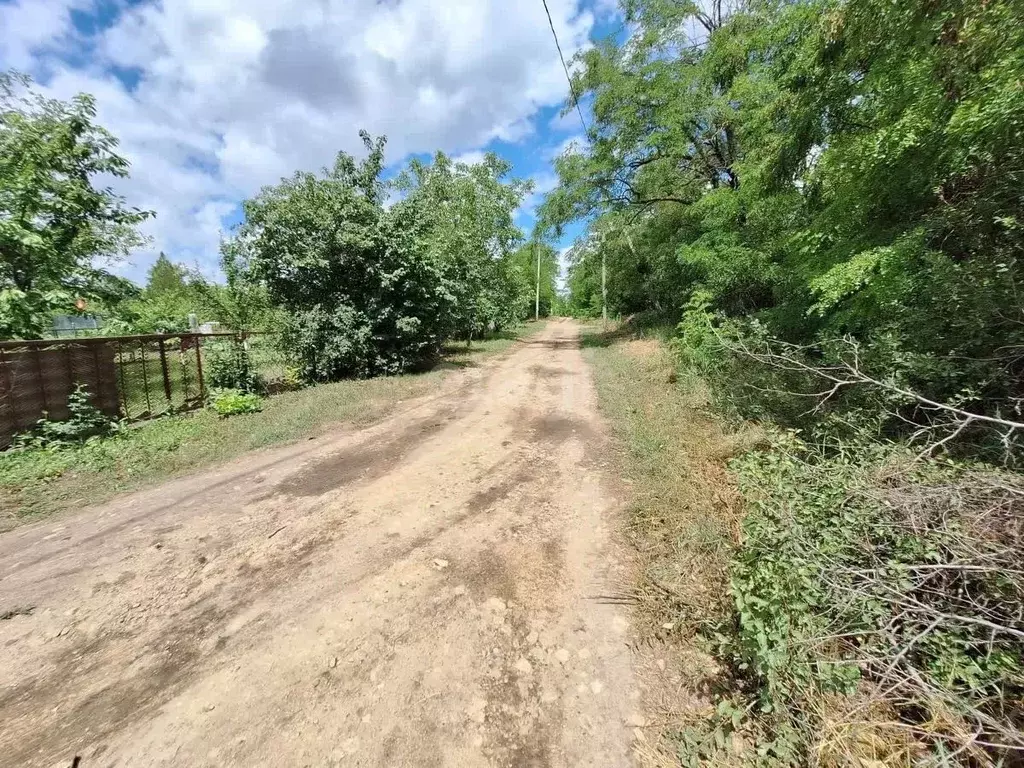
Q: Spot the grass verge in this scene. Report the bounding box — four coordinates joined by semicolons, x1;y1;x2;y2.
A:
0;322;544;528
586;320;1024;766
579;321;762;757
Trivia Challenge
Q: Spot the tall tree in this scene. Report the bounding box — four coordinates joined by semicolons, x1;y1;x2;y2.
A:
0;72;152;338
189;241;275;332
508;240;560;319
237;132;455;380
395;151;531;337
543;0;1024;419
145;253;187;296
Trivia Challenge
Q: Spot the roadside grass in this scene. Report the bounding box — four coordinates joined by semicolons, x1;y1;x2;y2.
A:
0;322;544;528
582;320;750;636
580;320;763;762
588;321;1024;765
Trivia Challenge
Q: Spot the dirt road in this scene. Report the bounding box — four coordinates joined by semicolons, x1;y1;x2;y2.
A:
0;320;641;768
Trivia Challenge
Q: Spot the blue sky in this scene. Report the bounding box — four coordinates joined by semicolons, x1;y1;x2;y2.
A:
1;0;621;285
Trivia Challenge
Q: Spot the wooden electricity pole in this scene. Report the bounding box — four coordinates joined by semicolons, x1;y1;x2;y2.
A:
601;249;607;327
535;240;541;321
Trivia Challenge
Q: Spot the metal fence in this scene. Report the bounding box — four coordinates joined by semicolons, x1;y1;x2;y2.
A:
0;332;283;448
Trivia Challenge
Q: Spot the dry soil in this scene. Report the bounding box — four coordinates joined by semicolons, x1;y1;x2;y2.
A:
0;320;642;768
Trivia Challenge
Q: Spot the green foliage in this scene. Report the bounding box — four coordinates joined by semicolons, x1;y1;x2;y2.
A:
190;241;277;332
233;134;535;381
14;384;119;449
280;366;305;392
208;388;263;417
101;245;277;336
395;151;534;336
236;132;440;379
714;437;1024;762
0;72;152;338
107;287;198;334
146;254;188;296
203;338;263;392
506;241;560;320
545;0;1024;440
543;1;1024;760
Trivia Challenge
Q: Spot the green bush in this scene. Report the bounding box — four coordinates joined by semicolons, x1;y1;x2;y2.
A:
698;435;1024;764
203;338;263;392
14;384;119;450
281;365;305;391
208;388;263;417
238;136;446;382
233;135;536;383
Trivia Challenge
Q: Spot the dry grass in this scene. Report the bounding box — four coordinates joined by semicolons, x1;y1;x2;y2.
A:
582;322;762;763
586;321;1024;766
813;693;926;767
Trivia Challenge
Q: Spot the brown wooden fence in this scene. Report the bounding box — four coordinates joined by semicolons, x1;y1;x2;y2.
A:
0;333;221;448
0;332;289;448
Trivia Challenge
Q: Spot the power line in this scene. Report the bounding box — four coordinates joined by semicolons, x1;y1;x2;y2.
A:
540;0;606;323
540;0;589;137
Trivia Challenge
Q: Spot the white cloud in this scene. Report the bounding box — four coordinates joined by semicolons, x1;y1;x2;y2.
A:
3;0;598;281
0;0;85;70
452;150;487;166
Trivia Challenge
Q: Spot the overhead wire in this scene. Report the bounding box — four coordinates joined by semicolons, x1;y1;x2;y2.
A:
540;0;589;137
539;0;712;317
541;0;610;321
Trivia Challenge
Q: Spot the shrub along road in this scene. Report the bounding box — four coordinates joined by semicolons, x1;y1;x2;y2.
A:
0;320;642;768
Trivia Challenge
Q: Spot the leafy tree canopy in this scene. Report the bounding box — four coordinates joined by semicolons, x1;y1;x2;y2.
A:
232;133;538;380
545;0;1024;422
146;253;187;296
0;71;152;338
394;151;534;335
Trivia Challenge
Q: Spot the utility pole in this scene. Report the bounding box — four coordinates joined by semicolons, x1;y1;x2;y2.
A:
601;249;607;327
535;239;541;321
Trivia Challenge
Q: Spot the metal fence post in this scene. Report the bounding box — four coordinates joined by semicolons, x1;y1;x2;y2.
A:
64;344;74;396
139;340;152;415
0;348;9;443
158;337;173;405
33;347;47;413
194;334;206;402
116;341;129;417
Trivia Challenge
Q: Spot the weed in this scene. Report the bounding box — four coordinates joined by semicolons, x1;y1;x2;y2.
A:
716;437;1024;765
12;384;119;450
203;338;264;392
592;324;1024;766
581;322;761;760
209;388;263;417
280;365;305;391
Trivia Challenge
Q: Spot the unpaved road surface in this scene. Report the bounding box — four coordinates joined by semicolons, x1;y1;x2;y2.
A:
0;320;640;768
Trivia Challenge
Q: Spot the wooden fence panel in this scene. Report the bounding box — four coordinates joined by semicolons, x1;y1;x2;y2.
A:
0;332;275;449
0;343;119;448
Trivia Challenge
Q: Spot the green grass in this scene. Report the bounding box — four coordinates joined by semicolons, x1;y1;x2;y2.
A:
0;323;544;528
